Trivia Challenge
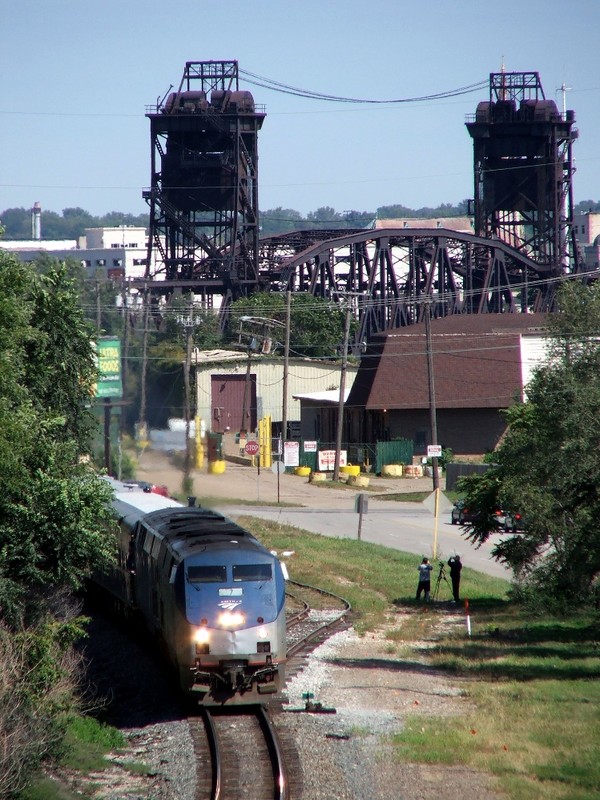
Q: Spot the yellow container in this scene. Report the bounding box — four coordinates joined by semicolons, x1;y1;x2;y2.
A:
295;466;311;477
349;475;370;488
208;459;226;475
382;464;403;477
340;464;361;477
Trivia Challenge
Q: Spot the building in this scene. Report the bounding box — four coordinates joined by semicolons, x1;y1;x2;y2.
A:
1;225;153;280
345;313;549;457
573;210;600;273
193;349;358;437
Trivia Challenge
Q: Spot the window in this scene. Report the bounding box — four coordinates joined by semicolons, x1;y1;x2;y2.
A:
113;259;123;267
96;259;106;266
233;563;272;582
187;565;226;583
415;430;427;450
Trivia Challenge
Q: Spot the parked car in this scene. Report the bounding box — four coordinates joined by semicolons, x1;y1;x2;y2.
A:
123;479;170;497
451;500;478;525
502;511;524;532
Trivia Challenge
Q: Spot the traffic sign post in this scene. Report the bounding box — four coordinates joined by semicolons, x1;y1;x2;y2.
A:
245;440;260;457
245;440;261;500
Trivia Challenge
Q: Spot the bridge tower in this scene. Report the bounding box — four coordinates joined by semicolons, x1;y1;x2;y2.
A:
465;71;578;275
143;61;265;303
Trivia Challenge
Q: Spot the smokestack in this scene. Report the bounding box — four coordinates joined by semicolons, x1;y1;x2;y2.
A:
31;202;41;240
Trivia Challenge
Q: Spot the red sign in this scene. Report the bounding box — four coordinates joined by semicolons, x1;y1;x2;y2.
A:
245;440;260;456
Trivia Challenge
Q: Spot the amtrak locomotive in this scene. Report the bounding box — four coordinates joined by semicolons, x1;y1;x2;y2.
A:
95;480;287;705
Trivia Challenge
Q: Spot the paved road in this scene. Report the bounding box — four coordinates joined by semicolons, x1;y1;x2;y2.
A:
215;501;511;581
136;448;511;581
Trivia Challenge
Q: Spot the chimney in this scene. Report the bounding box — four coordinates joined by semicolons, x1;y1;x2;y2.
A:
31;202;42;240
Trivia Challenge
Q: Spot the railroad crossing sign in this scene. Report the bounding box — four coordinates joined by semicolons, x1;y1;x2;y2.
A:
244;440;260;456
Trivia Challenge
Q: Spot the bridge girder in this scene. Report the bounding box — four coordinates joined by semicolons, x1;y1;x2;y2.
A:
256;227;563;347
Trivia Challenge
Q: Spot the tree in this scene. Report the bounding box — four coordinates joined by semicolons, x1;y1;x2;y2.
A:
0;253;116;626
459;281;600;606
228;291;348;359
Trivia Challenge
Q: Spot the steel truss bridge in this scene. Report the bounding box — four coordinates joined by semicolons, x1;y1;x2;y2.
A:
133;226;570;348
254;226;566;348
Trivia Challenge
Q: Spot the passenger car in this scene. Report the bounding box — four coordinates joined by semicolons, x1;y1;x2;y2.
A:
450;500;478;525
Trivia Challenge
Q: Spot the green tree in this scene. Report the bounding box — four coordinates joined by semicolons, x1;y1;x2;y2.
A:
459;281;600;607
229;291;349;359
0;253;116;626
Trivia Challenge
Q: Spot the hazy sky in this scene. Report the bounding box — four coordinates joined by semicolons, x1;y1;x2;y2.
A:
2;0;599;219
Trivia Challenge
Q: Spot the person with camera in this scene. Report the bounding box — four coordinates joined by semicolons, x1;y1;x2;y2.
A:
447;554;462;603
416;556;433;602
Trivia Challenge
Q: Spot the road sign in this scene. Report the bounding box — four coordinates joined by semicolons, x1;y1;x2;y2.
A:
272;460;285;474
245;440;260;456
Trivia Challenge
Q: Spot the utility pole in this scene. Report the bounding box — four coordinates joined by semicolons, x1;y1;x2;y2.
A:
333;301;352;482
281;290;291;444
138;286;150;449
183;293;194;494
424;299;440;491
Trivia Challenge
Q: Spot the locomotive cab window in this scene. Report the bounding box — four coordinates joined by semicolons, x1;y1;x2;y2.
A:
233;564;272;582
187;565;227;583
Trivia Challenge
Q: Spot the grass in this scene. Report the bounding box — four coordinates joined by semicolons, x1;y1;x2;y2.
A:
241;516;600;800
18;716;148;800
21;516;599;800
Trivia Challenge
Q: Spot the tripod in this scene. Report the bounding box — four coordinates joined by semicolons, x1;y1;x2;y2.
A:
433;562;452;601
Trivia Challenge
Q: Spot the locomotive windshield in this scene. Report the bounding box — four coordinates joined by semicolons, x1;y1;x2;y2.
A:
233;564;272;582
188;565;227;583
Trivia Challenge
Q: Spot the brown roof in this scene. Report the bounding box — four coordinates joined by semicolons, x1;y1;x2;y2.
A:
348;313;548;411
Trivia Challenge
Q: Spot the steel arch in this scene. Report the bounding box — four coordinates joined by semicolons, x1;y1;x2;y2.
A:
257;227;563;347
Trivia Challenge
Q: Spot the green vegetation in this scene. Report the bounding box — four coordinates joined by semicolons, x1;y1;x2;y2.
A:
3;199;598;240
59;716;126;773
460;280;600;609
238;517;510;631
14;517;599;800
241;518;599;799
0;250;118;797
393;609;600;800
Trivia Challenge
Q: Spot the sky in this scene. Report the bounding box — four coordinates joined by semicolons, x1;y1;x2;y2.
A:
1;0;599;220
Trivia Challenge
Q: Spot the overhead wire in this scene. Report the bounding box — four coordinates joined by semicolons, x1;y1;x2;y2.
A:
239;69;488;104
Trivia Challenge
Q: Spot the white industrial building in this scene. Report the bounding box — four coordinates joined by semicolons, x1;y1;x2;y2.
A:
193;349;358;438
1;223;153;281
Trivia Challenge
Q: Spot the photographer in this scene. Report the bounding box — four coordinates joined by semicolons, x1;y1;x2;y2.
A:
416;557;433;602
447;554;462;603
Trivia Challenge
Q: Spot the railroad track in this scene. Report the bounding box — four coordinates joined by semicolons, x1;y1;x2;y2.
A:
189;581;351;798
190;705;288;800
285;580;352;682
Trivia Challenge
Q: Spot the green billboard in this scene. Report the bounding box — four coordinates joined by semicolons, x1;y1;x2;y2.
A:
95;337;122;399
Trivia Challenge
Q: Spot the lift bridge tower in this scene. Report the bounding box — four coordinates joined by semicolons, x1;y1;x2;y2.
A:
143;61;265;307
466;71;578;280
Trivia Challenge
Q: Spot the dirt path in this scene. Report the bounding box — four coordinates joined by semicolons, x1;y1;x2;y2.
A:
135;447;444;508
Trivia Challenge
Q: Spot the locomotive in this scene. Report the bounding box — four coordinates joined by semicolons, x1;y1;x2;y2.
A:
94;479;288;705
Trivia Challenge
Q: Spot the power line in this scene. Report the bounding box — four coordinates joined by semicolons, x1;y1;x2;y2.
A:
239;69;488;104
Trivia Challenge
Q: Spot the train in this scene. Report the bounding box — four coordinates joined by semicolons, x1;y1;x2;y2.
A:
93;478;288;705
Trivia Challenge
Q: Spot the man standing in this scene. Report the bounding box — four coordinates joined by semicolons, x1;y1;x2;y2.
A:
448;554;462;603
416;557;433;602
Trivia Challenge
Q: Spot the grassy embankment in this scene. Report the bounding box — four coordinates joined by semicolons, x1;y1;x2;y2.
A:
20;513;598;800
242;516;600;800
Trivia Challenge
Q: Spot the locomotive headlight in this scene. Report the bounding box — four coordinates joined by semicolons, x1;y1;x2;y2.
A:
217;610;245;628
193;627;210;645
257;626;268;639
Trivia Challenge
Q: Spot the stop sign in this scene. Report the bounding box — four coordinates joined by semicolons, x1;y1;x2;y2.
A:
244;440;260;456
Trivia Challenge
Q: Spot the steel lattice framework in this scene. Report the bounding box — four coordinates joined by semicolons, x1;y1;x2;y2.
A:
465;71;578;273
133;65;580;343
256;227;560;348
143;60;265;308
